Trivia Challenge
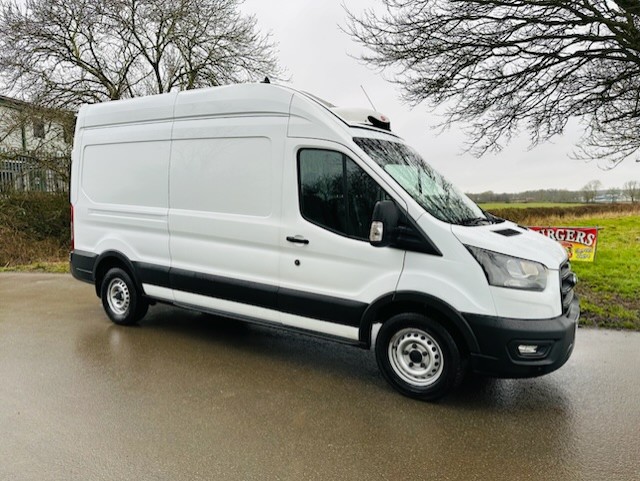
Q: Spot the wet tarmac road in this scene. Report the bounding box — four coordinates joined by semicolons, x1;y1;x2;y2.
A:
0;273;639;481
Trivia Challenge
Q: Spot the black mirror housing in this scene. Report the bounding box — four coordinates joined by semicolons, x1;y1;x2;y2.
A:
369;200;400;247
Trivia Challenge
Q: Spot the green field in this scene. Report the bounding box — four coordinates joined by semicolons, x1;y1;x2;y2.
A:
567;215;640;330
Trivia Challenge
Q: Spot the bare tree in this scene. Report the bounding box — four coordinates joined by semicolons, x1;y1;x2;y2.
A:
346;1;640;166
581;180;603;203
622;180;640;203
0;0;281;109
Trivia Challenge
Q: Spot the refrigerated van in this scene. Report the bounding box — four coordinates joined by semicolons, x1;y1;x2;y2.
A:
70;83;579;400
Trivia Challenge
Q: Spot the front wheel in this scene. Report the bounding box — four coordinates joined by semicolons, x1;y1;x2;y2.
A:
375;313;464;401
100;267;148;326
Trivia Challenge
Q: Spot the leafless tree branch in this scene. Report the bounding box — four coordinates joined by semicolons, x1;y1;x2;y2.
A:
346;0;640;167
0;0;282;109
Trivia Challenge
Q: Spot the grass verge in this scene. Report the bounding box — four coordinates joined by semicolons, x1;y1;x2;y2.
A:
0;261;69;274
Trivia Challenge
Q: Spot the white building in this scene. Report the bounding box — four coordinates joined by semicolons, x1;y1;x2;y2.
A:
0;94;72;191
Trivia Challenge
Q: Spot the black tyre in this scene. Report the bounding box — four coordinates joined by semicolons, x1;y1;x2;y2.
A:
100;267;148;326
375;313;464;401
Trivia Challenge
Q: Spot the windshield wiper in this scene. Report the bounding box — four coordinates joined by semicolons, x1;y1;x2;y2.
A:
482;211;506;224
458;217;493;226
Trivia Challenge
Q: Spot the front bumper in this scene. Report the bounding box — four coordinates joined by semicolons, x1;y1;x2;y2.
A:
464;297;580;378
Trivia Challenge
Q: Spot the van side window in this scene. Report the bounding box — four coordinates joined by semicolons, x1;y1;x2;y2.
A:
298;149;388;240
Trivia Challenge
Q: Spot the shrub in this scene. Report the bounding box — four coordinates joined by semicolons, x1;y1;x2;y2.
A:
0;192;69;266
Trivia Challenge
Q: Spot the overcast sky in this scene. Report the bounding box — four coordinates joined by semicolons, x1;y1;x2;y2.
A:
242;0;640;194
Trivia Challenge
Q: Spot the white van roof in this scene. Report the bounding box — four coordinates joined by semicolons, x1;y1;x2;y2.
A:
77;83;394;135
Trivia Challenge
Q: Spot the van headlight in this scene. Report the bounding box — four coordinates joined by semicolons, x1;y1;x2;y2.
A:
466;245;547;291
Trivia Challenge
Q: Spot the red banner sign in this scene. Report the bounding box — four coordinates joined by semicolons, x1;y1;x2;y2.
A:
529;226;598;262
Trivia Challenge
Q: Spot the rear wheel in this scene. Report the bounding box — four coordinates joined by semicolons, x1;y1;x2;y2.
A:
100;267;148;325
375;313;464;401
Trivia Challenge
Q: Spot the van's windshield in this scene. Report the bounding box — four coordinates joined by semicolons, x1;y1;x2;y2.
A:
354;137;490;226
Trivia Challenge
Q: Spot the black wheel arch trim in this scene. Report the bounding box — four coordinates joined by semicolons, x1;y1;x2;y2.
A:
92;250;148;298
359;291;480;353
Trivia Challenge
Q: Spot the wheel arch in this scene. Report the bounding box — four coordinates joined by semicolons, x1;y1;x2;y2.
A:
93;251;142;298
359;291;480;354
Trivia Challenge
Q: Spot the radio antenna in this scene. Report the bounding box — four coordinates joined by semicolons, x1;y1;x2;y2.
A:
360;85;377;111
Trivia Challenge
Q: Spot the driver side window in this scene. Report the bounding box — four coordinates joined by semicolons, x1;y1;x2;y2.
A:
298;149;388;240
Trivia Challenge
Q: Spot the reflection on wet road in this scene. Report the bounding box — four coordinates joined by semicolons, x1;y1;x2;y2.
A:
1;273;638;480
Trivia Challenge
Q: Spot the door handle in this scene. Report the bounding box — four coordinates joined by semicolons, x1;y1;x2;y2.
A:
286;235;309;245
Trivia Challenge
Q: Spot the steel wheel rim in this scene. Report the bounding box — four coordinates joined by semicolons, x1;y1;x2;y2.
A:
107;278;130;316
388;328;444;387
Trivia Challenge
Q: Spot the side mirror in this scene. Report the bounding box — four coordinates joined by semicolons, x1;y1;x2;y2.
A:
369;200;400;247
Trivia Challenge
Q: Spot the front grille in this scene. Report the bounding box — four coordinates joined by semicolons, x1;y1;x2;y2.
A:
560;261;576;314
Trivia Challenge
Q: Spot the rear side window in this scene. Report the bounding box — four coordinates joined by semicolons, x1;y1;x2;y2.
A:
298;149;387;240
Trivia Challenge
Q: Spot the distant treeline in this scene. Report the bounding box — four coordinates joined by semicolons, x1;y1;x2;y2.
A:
467;189;581;204
467;188;635;204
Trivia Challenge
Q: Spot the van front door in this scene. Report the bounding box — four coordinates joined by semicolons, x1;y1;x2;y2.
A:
278;141;406;341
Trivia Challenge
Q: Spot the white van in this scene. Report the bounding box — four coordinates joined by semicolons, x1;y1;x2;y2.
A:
70;83;579;400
